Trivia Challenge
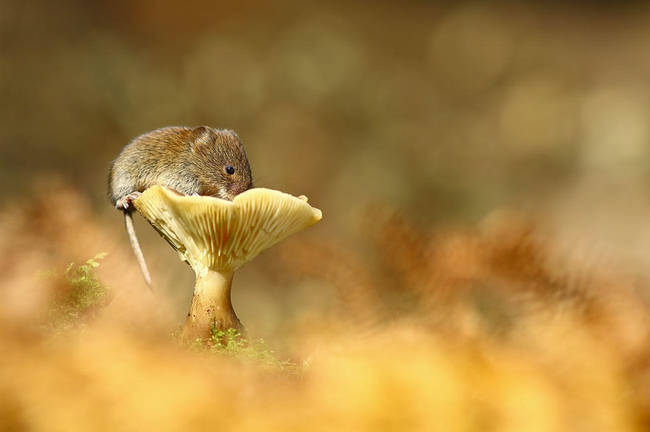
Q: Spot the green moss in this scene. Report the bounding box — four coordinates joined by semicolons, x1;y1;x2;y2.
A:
48;252;110;330
186;326;306;373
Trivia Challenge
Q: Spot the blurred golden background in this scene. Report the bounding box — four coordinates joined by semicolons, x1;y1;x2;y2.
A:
2;0;650;430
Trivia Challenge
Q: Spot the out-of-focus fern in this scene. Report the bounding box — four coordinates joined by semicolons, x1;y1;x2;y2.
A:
48;252;110;330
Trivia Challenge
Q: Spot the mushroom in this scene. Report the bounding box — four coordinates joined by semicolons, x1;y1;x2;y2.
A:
132;185;322;341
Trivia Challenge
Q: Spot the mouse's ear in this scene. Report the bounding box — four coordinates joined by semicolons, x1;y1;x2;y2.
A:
189;126;215;148
221;129;245;149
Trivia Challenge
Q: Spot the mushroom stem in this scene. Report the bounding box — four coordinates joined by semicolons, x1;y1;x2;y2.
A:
182;268;241;342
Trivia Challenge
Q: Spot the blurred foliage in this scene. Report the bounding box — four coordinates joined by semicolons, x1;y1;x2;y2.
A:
0;183;647;430
46;252;111;330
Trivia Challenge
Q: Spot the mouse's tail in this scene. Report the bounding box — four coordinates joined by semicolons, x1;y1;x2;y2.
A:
124;211;153;289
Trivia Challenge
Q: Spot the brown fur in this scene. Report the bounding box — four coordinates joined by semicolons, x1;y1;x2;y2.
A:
108;126;253;205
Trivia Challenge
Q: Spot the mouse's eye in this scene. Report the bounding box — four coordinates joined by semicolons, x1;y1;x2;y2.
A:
225;165;235;175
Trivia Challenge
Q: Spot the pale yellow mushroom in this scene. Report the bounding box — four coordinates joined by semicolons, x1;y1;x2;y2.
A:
133;185;322;341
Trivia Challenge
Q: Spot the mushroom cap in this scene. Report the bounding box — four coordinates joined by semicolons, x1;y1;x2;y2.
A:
133;186;322;273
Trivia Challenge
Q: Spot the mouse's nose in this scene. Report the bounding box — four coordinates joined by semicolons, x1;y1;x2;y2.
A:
229;182;249;196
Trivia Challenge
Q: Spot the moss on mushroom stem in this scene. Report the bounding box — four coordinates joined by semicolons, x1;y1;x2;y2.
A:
133;185;322;341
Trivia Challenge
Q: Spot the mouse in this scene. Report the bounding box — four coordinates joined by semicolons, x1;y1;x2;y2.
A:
108;125;254;286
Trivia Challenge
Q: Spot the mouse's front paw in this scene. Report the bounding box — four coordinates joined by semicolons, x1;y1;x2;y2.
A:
115;192;143;210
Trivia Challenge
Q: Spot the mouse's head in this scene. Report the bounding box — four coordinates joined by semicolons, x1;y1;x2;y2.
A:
189;126;253;200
